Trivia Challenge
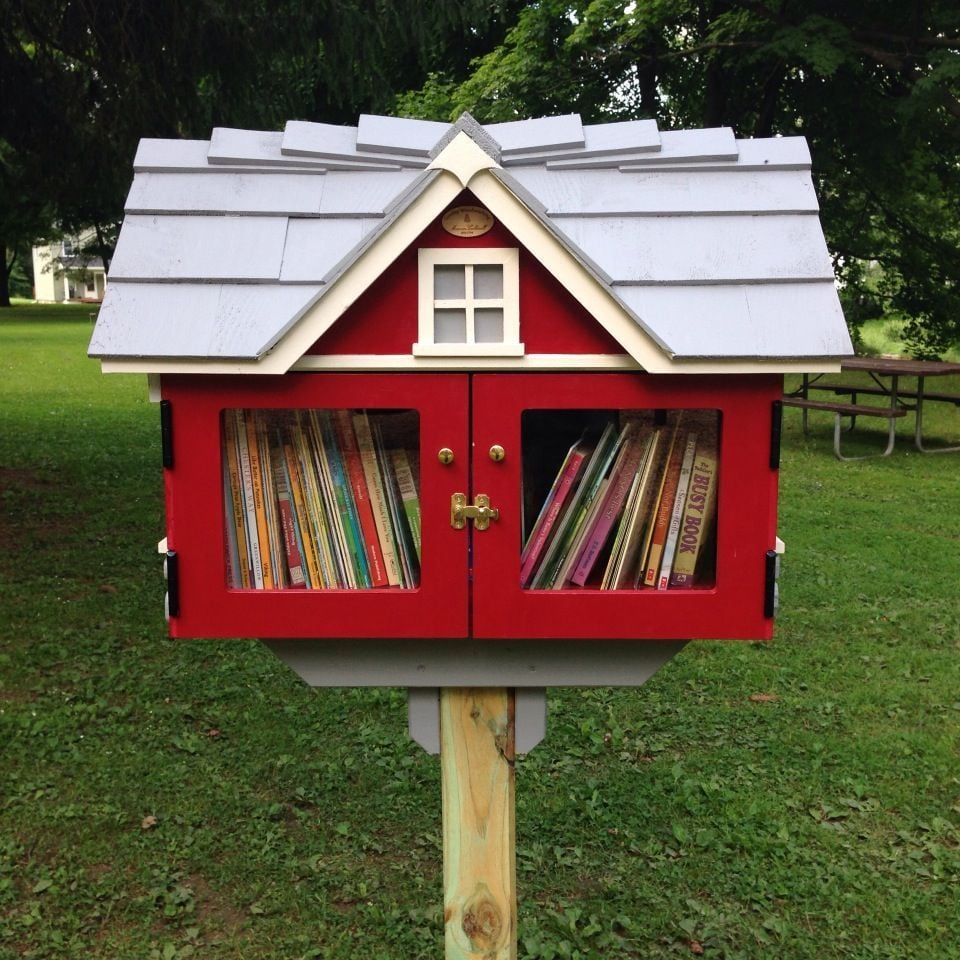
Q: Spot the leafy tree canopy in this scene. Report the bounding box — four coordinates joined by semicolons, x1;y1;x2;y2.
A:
0;0;517;302
397;0;960;357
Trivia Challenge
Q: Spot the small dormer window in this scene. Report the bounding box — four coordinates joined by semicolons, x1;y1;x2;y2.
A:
414;248;522;357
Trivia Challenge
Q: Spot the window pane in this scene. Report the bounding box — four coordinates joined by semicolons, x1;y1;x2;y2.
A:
519;409;720;591
474;308;504;343
473;264;503;299
221;408;420;591
435;309;467;342
434;265;465;300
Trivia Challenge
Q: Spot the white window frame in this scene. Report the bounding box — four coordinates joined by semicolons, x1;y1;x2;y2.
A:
414;247;523;357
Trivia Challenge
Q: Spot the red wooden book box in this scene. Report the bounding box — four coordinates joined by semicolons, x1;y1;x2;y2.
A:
90;112;852;655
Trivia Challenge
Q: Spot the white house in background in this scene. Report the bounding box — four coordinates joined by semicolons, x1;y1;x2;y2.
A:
31;232;107;303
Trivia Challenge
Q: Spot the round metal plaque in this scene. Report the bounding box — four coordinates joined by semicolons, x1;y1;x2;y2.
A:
441;206;494;238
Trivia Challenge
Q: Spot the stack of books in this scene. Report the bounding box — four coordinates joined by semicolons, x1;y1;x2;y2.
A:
222;408;421;590
520;412;718;591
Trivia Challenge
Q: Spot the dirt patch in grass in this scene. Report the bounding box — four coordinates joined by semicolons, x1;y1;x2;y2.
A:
0;689;36;703
0;466;71;535
0;466;50;491
191;874;249;939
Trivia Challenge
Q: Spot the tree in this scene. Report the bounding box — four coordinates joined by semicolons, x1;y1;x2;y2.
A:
397;1;960;357
0;0;516;305
0;141;51;306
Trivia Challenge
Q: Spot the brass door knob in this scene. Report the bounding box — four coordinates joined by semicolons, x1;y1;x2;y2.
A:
488;444;506;462
438;447;455;465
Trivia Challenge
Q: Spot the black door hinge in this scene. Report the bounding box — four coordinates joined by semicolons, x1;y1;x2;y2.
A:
165;550;180;618
763;549;778;618
160;399;174;469
770;400;783;470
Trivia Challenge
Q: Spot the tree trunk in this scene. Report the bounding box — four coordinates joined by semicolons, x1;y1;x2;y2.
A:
700;1;727;128
93;220;114;272
637;45;661;119
754;63;786;138
703;58;726;128
0;243;13;307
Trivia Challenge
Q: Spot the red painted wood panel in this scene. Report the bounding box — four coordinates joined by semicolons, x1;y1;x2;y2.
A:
161;372;470;639
470;373;782;641
161;370;781;643
307;195;626;358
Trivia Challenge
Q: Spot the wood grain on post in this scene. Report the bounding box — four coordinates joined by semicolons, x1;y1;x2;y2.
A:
440;688;517;960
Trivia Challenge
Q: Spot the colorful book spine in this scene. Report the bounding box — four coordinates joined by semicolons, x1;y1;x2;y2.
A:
257;415;286;588
235;410;265;589
668;431;719;588
283;439;323;588
292;416;338;588
546;422;623;590
531;422;618;589
630;425;674;588
376;422;417;588
334;410;388;588
223;413;252;588
600;461;645;589
570;427;649;587
245;411;275;589
223;462;240;589
557;476;610;587
609;428;662;589
642;418;684;587
307;410;353;588
320;411;371;589
390;449;422;563
273;443;307;588
352;412;402;587
520;440;588;588
657;430;698;590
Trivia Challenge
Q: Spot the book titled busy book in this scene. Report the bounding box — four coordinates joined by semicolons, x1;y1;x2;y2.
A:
521;409;719;592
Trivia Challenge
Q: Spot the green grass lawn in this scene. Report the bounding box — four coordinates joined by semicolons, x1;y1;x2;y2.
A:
1;306;958;959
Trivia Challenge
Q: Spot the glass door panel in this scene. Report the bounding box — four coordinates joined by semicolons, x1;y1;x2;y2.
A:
221;408;421;591
519;408;720;592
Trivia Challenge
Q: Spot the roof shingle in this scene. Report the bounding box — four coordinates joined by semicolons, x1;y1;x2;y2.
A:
90;112;852;366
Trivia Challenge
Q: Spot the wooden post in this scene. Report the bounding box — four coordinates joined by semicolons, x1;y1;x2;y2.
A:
440;688;517;960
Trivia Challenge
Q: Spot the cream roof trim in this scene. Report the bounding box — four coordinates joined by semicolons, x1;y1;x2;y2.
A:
100;355;841;376
97;126;843;377
240;170;465;373
465;173;673;373
249;133;678;375
426;131;499;185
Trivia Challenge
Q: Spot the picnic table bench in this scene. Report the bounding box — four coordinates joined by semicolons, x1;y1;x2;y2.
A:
781;396;907;461
784;356;960;460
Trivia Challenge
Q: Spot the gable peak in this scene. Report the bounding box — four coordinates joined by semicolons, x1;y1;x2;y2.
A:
430;112;502;164
428;131;499;187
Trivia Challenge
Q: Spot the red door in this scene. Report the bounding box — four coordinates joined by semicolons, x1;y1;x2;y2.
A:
470;373;781;640
163;372;471;639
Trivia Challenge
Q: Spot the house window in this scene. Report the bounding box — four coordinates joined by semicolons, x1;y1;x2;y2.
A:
414;248;522;357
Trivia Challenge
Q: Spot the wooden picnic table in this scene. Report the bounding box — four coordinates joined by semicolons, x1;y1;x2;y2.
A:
784;355;960;459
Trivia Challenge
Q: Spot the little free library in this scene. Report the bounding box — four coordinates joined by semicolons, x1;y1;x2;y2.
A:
90;112;851;958
89;111;851;651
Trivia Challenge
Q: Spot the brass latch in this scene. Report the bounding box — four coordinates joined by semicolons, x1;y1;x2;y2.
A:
451;493;500;531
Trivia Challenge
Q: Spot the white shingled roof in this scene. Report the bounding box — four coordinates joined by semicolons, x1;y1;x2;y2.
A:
89;112;852;371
